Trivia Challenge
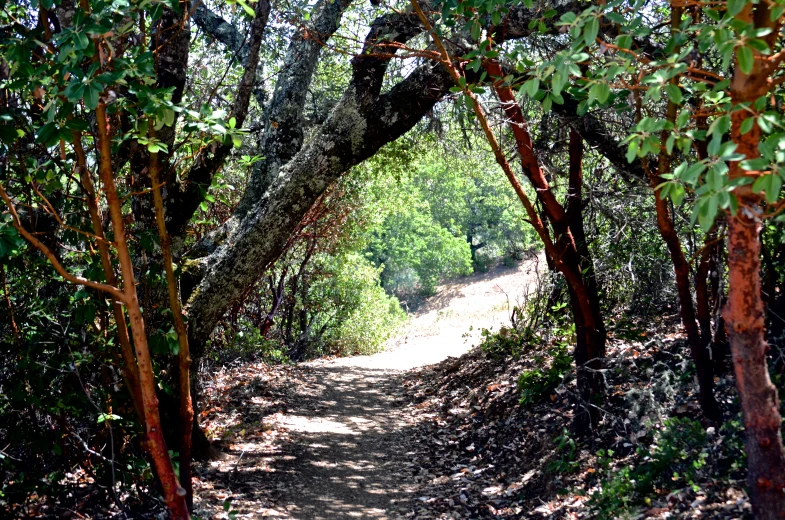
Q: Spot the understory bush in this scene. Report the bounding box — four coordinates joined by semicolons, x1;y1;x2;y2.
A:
307;253;407;356
0;259;153;516
588;416;746;518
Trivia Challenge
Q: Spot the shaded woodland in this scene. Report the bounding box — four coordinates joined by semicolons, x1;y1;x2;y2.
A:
1;0;785;517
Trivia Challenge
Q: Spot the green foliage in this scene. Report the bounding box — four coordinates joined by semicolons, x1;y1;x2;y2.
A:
361;134;536;296
215;317;290;363
476;291;578;407
306;253;407;356
479;324;527;359
0;256;149;514
368;206;473;295
517;332;574;407
588;417;744;517
548;428;580;474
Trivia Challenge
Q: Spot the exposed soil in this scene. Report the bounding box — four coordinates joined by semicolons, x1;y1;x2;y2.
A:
193;256;543;519
194;251;751;520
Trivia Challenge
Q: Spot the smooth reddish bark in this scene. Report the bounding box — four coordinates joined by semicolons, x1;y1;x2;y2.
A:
566;128;606;419
725;4;785;516
649;147;721;420
484;60;606;426
150;136;195;510
642;3;721;421
72;132;145;426
96;103;189;519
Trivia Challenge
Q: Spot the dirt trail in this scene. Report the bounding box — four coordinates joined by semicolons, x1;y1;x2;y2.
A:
195;254;543;519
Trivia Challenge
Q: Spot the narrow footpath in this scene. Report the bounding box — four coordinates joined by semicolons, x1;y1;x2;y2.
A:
194;254;543;519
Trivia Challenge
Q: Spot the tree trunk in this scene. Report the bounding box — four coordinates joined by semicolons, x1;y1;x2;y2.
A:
643;2;721;421
150;137;194;509
726;206;785;517
482;59;606;429
73;131;145;426
96;103;189;519
725;6;785;513
647;166;721;420
567;128;606;427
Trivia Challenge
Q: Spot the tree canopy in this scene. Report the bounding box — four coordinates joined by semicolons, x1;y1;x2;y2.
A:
1;0;785;516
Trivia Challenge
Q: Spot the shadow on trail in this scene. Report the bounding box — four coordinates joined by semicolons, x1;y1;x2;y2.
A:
202;364;418;519
196;255;544;518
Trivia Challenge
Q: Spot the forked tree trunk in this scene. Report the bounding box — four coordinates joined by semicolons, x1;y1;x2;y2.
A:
96;103;190;519
567;129;606;426
643;3;721;421
483;59;606;428
72;131;145;426
647;160;721;420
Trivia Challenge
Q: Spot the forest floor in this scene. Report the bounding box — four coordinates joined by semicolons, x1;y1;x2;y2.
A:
194;252;751;519
192;254;544;519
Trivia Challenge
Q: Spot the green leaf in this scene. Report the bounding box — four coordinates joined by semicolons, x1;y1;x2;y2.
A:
35;122;60;147
97;413;122;424
676;110;690;128
626;140;639;163
747;38;770;54
670;183;685;206
740;157;770;171
84;84;100;110
752;173;782;203
235;0;256;18
740;117;755;134
65;119;90;132
560;12;577;24
758;113;775;133
698;195;719;231
737;45;754;74
726;0;746;16
665;84;683;104
524;78;540;97
584;18;599;47
595;82;611;103
616;34;632;49
471;20;481;41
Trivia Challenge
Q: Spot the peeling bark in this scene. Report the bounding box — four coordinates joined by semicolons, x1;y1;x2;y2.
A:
724;4;785;517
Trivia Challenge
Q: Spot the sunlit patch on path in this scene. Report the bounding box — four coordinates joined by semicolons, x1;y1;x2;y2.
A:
194;255;542;519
